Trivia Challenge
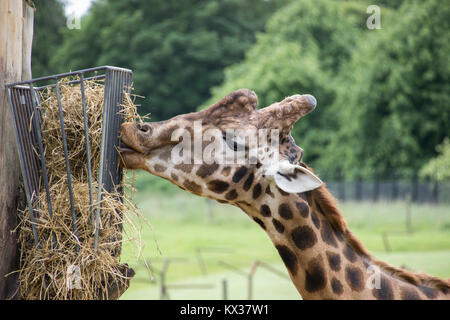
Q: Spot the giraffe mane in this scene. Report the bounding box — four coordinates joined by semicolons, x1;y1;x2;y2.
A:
309;183;450;292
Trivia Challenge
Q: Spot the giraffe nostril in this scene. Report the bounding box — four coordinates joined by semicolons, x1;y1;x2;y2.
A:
137;123;152;134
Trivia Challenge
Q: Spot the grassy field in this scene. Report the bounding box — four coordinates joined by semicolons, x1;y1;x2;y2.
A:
120;173;450;300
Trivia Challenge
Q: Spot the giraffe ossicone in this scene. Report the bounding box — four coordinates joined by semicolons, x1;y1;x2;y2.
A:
119;89;450;300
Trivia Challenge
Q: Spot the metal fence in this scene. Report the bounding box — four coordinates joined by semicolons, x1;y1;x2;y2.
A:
325;179;449;203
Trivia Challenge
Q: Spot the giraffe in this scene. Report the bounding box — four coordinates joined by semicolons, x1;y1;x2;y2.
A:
119;89;450;300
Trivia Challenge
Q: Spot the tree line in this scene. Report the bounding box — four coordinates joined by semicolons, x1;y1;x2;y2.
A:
32;0;450;180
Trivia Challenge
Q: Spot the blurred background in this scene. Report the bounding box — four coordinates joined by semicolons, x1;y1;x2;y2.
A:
33;0;449;299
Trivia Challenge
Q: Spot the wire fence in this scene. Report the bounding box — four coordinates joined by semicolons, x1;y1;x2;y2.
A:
141;247;292;300
324;179;449;204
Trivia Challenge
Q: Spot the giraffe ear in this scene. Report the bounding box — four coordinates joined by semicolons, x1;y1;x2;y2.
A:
271;161;323;193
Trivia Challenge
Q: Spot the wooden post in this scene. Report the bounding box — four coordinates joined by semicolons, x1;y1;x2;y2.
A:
0;0;34;300
247;260;260;300
222;278;228;300
405;195;412;233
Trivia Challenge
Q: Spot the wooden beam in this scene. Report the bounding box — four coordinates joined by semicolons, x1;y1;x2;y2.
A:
0;0;34;299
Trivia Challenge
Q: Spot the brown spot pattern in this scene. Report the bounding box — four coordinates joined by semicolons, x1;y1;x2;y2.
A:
253;217;266;230
272;218;285;233
232;166;248;183
345;266;364;292
321;221;338;248
295;201;309;218
196;163;219;178
343;243;357;263
183;180;202;194
252;183;262;199
305;257;327;293
243;173;254;191
225;189;238;201
419;286;438;299
275;245;298;276
372;275;394;300
326;251;341;272
175;163;194;173
400;287;421;300
260;204;271;217
311;212;321;229
291;226;317;250
207;180;229;193
331;277;343;295
279;203;293;220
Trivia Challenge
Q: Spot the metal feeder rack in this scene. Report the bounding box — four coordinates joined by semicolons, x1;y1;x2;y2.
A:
6;66;133;252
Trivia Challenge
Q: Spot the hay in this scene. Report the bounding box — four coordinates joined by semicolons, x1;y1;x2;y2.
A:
17;78;145;299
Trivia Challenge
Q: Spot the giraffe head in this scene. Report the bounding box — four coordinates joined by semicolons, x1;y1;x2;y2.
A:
120;89;322;201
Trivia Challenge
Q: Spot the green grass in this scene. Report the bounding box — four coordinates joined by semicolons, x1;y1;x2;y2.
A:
120;173;450;300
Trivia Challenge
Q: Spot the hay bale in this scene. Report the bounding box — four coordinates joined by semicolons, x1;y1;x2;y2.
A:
18;78;144;299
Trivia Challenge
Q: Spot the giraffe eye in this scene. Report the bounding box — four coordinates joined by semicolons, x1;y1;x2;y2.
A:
222;132;246;151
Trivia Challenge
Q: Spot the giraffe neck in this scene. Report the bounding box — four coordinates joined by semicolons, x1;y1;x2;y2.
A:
144;158;449;299
238;183;449;300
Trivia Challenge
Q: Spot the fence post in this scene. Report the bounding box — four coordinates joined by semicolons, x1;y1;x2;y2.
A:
392;170;398;201
355;172;362;201
405;195;412;233
160;259;170;300
432;180;439;204
338;170;345;201
248;261;260;300
373;171;380;202
411;173;419;203
222;278;228;300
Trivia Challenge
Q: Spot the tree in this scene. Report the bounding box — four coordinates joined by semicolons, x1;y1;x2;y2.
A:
31;0;66;77
420;138;450;181
204;0;365;173
326;0;450;179
51;0;288;120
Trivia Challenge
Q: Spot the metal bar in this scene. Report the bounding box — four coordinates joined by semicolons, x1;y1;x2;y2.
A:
29;84;58;248
12;75;107;91
20;89;40;193
5;66;132;88
80;74;95;228
6;88;40;247
94;71;112;251
33;75;106;90
11;89;37;192
55;81;80;253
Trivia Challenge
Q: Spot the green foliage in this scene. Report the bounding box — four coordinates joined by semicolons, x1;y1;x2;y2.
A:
206;0;450;179
205;0;367;171
420;138;450;181
33;0;449;180
50;0;288;120
31;0;66;77
327;0;450;179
